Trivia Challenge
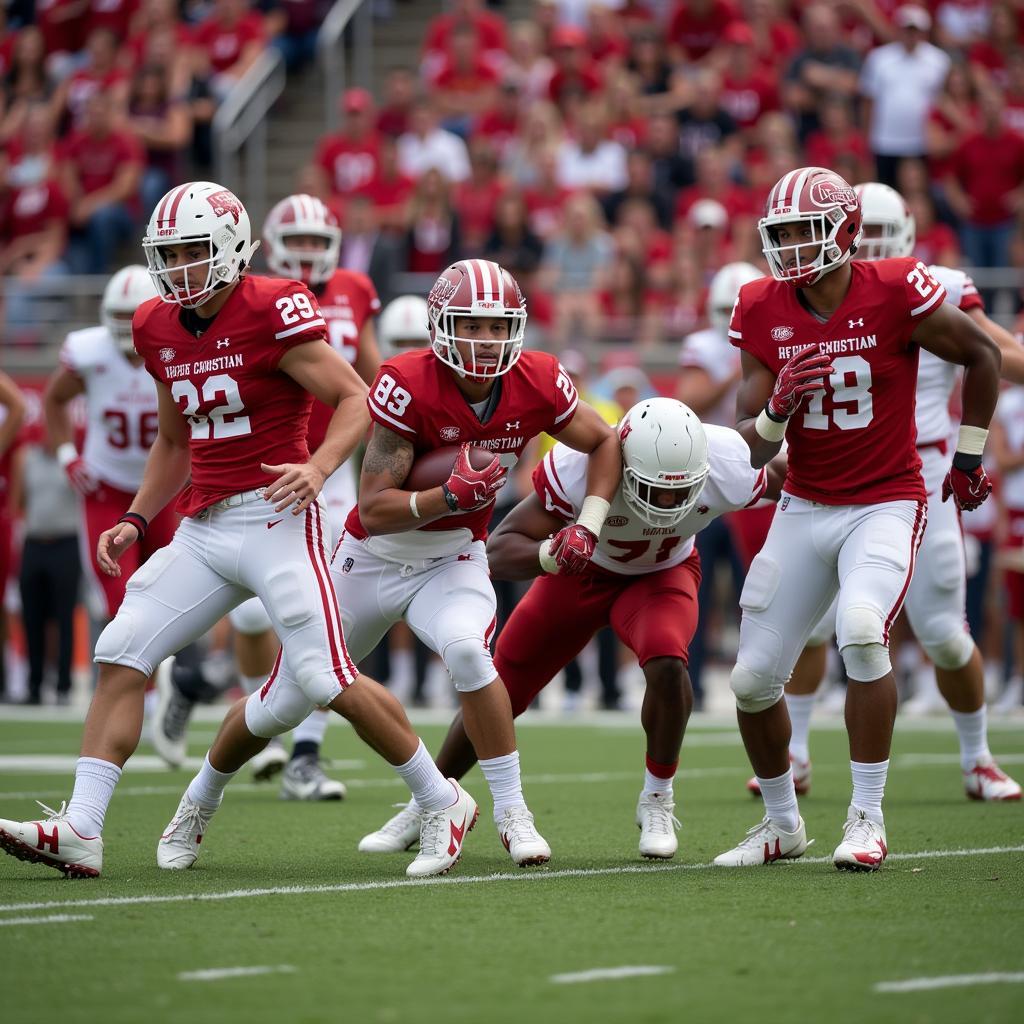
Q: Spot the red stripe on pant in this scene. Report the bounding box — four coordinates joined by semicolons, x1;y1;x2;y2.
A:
310;503;359;682
260;648;283;700
304;505;353;689
883;500;928;644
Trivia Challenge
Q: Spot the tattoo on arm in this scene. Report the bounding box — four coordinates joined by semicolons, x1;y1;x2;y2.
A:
362;426;414;487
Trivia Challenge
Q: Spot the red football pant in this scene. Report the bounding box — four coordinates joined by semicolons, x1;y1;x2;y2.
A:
80;482;179;619
1004;510;1024;622
0;514;11;602
493;552;702;716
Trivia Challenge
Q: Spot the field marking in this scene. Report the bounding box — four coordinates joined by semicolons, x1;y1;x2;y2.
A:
551;966;675;984
0;844;1021;916
0;755;367;775
897;753;1024;767
178;965;297;982
0;914;94;927
874;972;1024;993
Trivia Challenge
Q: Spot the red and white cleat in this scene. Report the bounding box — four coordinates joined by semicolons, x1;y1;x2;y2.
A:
833;809;887;872
746;757;812;798
157;794;218;870
0;802;102;878
964;760;1022;802
406;781;478;878
713;816;809;867
498;807;551;867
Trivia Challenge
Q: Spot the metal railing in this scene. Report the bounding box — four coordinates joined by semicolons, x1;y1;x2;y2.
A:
319;0;375;131
213;49;287;222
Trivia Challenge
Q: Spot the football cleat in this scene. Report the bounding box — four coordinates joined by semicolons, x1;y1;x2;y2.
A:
497;806;551;867
280;754;347;801
157;794;218;870
636;792;680;859
0;801;102;878
714;816;809;867
747;757;812;798
964;759;1022;801
250;738;288;782
406;781;478;878
151;658;195;769
833;808;887;872
358;803;423;853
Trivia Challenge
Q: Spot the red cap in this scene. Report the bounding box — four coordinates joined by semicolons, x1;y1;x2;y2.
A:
723;21;755;46
342;87;374;113
551;25;587;49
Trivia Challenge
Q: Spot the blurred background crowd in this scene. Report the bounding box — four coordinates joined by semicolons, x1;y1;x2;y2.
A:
2;0;1024;718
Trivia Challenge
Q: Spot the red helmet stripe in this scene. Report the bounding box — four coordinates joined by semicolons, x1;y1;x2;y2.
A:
483;260;501;301
466;259;485;303
162;184;190;229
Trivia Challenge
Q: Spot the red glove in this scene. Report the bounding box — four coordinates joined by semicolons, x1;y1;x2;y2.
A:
768;344;834;419
942;463;992;511
549;523;597;575
442;444;508;511
64;456;99;496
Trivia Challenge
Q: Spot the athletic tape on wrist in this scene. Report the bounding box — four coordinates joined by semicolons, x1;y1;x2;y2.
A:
56;442;78;469
755;407;788;443
576;495;610;537
956;425;988;457
539;539;560;574
409;491;421;519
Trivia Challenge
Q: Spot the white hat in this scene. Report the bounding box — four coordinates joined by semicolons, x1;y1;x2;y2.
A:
895;5;931;31
689;198;728;230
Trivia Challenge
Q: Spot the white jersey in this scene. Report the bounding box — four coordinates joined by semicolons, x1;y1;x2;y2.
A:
535;424;767;576
914;265;981;446
678;326;740;427
996;386;1024;511
60;326;159;492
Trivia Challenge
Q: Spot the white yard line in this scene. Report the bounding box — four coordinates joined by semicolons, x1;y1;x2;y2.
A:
874;972;1024;993
0;914;94;927
550;966;675;985
0;844;1020;917
0;755;367;775
178;965;296;982
896;753;1024;767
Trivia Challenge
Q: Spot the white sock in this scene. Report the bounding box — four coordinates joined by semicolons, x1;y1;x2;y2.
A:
239;675;265;696
756;767;800;834
950;707;991;770
292;709;329;747
850;759;888;825
67;757;122;837
479;750;525;821
186;754;238;810
392;740;454;812
642;768;674;799
785;692;815;764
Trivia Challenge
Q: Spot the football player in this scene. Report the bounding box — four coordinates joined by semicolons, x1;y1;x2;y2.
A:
236;258;622;867
747;183;1022;803
717;166;1000;871
0;182;475;880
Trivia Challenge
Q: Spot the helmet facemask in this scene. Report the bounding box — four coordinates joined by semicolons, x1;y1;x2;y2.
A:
266;227;340;286
432;308;527;382
143;229;258;310
759;210;856;287
102;308;138;355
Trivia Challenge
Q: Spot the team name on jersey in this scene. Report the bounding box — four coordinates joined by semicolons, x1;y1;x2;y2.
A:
165;353;244;379
642;526;676;536
777;335;877;360
474;436;524;452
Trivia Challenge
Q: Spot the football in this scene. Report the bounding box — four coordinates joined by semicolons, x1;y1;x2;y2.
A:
403;445;496;491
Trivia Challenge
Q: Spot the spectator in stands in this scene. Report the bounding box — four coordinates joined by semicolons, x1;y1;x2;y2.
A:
555;99;627;195
1004;48;1024;136
805;95;872;185
59;91;143;273
908;187;962;266
945;87;1024;269
716;21;781;138
397;96;471;183
54;28;129;130
667;0;737;64
36;0;88;80
540;190;612;348
860;4;951;186
676;68;741;163
626;25;676;116
783;3;861;141
603;149;673;231
0;25;57;145
645;112;693;201
338;192;398;290
312;86;380;198
127;63;192;217
597;248;646;343
925;61;979;198
454;136;504;256
125;0;194;96
430;20;500;137
483;188;544;286
684;197;735;273
376;65;416;138
740;0;801;71
503;100;563;189
675;145;755;237
475;79;522;161
966;2;1015;88
422;0;507;84
547;24;602;110
587;4;630;68
10;427;81;705
86;0;139;39
522;144;570;240
360;133;414;234
504;19;554;103
403;167;461;275
193;0;267;103
646;246;706;344
612;196;672;268
262;0;327;71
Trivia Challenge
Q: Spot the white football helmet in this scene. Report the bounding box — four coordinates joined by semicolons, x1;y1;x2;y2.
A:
142;181;259;309
102;264;159;355
263;193;341;286
708;262;762;337
854;182;916;260
619;397;710;528
378;295;431;357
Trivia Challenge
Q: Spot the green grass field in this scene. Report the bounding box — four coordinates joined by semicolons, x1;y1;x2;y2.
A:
0;712;1022;1024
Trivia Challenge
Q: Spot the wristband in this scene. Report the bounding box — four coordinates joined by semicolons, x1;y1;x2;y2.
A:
117;512;148;539
409;491;421;520
755;406;788;443
539;539;560;574
576;495;611;537
440;482;460;512
956;424;988;456
56;442;78;469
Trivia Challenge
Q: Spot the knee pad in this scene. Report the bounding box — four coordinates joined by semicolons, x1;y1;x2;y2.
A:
229;596;274;636
840;643;891;682
287;644;346;707
244;687;315;739
928;535;965;592
922;630;975;671
94;609;149;673
730;662;785;714
443;635;497;693
263;564;316;629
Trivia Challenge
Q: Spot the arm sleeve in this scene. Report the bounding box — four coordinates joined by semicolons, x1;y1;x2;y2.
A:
366;362;419;438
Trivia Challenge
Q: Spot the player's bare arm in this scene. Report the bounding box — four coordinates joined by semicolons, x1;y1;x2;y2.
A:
553;401;621;502
41;366;85;448
0;370;26;458
677;366;738;418
487;493;569;581
968;308;1024;385
268;341;370;514
97;383;191;577
736;353;783;468
357;424;451;533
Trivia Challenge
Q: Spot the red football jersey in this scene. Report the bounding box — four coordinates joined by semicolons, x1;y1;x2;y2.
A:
346;349;579;542
729;257;946;506
134;274;330;516
305;268;381;450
